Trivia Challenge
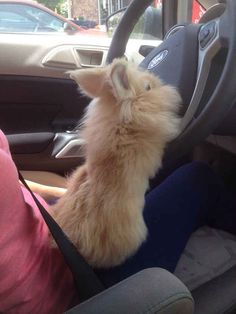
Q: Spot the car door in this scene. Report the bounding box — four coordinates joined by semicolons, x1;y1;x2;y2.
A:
0;33;110;174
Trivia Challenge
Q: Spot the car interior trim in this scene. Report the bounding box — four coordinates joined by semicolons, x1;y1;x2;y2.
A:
55;138;86;159
180;19;221;131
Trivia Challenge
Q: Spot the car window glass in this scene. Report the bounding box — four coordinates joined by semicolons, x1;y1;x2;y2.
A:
107;2;163;41
0;3;65;33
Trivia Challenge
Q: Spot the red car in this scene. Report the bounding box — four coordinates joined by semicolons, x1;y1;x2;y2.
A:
0;0;85;33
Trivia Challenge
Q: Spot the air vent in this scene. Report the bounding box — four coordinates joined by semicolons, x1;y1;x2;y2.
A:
76;49;104;67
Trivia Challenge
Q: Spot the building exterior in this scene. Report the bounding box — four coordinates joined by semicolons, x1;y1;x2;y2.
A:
71;0;132;25
71;0;98;22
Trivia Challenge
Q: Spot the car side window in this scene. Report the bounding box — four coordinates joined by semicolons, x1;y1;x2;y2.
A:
132;4;162;40
0;3;66;33
107;3;163;41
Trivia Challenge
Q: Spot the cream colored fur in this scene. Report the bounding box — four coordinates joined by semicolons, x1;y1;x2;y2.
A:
50;59;182;268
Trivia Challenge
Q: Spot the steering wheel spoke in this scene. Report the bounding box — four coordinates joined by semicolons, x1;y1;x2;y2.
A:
181;19;222;131
218;4;233;46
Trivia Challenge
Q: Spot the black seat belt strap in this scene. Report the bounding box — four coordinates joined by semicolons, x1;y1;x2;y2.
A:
18;171;104;302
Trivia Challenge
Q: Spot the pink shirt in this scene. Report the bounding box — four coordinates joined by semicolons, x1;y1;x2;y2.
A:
0;130;76;313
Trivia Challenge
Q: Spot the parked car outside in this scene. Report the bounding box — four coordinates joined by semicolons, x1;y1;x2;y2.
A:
0;0;104;35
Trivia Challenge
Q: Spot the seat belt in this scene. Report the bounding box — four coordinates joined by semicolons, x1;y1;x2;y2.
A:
18;171;105;302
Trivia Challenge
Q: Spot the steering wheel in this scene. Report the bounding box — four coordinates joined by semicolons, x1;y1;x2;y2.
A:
107;0;236;161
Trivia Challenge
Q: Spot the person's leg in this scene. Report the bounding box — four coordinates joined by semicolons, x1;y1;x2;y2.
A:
21;170;67;188
22;179;66;202
95;161;235;287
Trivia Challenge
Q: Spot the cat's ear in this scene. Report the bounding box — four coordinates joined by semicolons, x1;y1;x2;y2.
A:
70;68;106;98
110;60;133;101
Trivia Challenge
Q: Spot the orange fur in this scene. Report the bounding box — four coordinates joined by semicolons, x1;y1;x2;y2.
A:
50;59;182;268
